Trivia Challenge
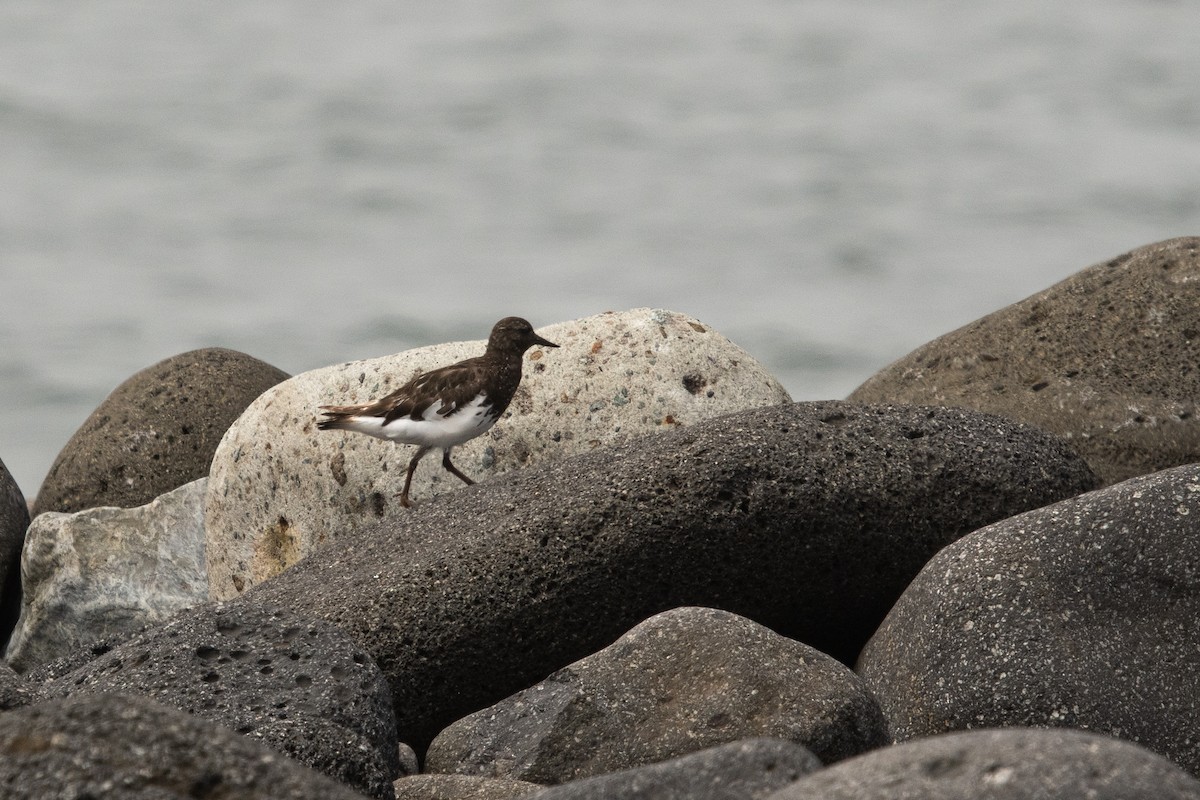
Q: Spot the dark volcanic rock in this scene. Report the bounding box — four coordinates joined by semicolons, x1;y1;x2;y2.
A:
849;237;1200;486
857;464;1200;774
0;660;38;711
394;775;542;800
33;347;288;516
533;738;822;800
427;607;885;782
764;728;1200;800
0;456;29;648
24;627;141;682
40;601;401;798
0;693;371;800
248;400;1097;753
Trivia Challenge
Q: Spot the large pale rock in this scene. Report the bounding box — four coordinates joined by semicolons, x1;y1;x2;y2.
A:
856;464;1200;775
33;347;289;515
849;237;1200;486
0;693;372;800
0;457;29;647
248;401;1097;753
206;309;791;599
40;601;401;798
5;478;208;673
764;728;1200;800
427;607;885;782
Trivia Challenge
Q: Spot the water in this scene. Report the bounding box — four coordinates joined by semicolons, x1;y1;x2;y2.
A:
1;1;1198;498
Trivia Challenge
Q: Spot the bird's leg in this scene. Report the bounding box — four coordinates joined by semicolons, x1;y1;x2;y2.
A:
441;449;475;486
398;446;431;508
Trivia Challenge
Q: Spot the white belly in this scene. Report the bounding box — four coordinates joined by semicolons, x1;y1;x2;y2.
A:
336;393;497;449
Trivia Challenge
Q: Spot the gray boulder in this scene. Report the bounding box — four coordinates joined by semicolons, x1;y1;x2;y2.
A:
427;607;884;782
0;457;29;647
5;478;208;673
206;308;791;599
34;347;288;516
857;464;1200;774
40;601;401;798
764;728;1200;800
248;401;1097;753
394;775;542;800
849;236;1200;486
0;660;38;711
0;693;372;800
531;738;822;800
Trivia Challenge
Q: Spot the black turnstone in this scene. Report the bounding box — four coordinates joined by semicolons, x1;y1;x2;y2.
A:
317;316;559;508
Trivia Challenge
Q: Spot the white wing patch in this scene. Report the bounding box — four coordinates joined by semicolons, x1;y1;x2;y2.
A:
335;392;496;449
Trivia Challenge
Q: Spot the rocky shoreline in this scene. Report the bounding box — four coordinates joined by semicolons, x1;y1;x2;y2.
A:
1;237;1200;798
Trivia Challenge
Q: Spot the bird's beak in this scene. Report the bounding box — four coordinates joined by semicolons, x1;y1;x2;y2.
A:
533;333;559;348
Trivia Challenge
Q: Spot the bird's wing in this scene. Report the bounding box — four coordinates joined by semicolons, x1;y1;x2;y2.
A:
376;357;489;424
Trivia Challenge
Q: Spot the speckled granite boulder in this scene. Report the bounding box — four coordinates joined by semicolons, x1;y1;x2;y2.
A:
0;693;372;800
33;347;289;516
427;607;885;782
849;237;1200;486
5;478;208;673
532;738;822;800
857;464;1200;775
0;457;29;648
205;308;791;599
764;728;1200;800
40;601;401;798
249;400;1097;753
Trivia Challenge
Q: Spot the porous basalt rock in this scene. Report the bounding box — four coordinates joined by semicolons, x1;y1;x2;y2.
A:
34;347;288;516
857;463;1200;775
0;693;372;800
426;607;884;782
850;236;1200;486
0;457;29;648
763;728;1200;799
532;738;822;800
40;601;401;798
249;400;1097;753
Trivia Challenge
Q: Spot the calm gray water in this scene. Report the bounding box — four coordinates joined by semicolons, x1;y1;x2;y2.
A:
2;2;1198;497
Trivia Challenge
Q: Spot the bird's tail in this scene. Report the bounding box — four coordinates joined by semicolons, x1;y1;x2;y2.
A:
316;405;359;431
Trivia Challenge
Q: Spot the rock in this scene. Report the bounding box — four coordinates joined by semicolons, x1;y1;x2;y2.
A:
39;601;401;798
5;478;208;673
394;775;543;800
532;738;822;800
0;457;29;648
33;347;289;516
848;237;1200;487
857;464;1200;775
205;308;792;599
427;607;884;782
763;728;1200;800
248;400;1097;753
0;693;372;800
23;628;141;683
394;740;819;800
0;660;38;711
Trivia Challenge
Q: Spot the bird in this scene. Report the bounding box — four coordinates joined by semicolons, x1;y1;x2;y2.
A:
317;316;559;508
